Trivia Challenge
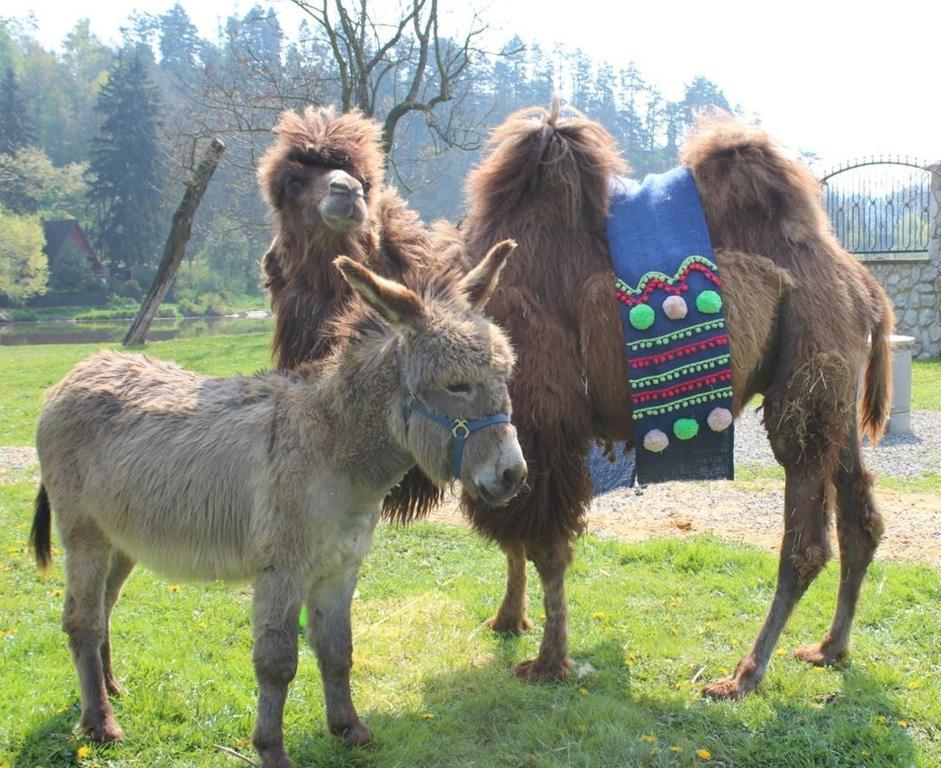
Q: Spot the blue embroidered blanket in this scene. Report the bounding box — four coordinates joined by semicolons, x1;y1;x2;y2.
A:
606;166;734;484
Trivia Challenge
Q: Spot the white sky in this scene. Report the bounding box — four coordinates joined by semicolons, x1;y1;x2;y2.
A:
11;0;941;169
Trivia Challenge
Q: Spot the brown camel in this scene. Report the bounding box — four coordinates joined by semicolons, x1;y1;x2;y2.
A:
443;103;893;699
31;243;525;767
258;105;444;520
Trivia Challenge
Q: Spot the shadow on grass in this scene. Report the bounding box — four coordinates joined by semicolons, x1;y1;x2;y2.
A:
12;702;81;767
284;639;917;768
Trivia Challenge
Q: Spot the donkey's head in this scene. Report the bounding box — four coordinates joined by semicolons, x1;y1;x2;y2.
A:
335;241;526;506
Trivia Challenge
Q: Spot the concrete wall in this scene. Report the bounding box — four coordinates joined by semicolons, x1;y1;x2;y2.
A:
861;163;941;359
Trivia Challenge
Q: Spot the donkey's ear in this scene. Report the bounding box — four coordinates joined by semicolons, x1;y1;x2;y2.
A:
459;239;517;310
334;256;424;332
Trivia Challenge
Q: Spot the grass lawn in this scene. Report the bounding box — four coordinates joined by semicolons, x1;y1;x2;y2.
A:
0;334;274;447
2;478;940;767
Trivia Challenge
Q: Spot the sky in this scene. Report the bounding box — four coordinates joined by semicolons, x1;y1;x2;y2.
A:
11;0;941;170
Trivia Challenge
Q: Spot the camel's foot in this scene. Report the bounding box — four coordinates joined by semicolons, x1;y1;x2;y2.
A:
82;714;124;742
794;641;848;667
485;614;534;635
104;675;123;697
514;656;573;683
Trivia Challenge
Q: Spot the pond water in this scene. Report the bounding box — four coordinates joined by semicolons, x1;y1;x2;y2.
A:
0;315;274;346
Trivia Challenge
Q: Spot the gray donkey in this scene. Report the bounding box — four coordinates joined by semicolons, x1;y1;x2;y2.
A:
30;241;525;768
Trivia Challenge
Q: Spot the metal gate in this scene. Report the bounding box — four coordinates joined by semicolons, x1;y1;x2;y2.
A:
821;157;931;256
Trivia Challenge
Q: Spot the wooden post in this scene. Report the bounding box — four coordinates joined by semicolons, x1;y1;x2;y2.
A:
123;137;226;346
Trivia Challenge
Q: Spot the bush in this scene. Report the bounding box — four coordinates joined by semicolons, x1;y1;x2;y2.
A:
117;279;143;301
0;208;47;303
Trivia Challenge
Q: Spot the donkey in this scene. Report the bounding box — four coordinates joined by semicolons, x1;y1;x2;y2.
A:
30;242;524;768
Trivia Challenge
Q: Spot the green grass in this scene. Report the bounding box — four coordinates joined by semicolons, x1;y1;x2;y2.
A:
0;334;273;446
1;479;939;767
912;359;941;411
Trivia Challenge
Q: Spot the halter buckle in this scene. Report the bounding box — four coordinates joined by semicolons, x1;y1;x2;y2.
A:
451;419;470;439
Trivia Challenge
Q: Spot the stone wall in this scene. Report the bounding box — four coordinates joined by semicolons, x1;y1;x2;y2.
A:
860;163;941;359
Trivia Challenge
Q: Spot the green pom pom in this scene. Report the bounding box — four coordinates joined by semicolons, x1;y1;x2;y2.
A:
673;418;700;440
629;304;655;330
696;290;723;314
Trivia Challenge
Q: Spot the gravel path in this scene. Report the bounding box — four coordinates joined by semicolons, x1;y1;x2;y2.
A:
734;407;941;479
3;408;938;561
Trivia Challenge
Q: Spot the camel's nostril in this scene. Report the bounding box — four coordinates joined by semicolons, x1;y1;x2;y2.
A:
330;181;353;196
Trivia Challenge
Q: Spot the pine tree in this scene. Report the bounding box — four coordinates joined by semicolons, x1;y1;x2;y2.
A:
88;50;164;278
0;66;32;154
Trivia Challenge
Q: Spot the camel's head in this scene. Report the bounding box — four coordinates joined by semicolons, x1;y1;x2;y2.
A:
334;240;527;507
259;106;385;237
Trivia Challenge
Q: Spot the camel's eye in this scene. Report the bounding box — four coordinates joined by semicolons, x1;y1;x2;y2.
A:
446;382;471;395
361;181;372;197
282;171;304;198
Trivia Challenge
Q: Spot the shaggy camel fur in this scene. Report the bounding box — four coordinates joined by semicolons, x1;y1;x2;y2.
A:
258;105;444;522
31;243;524;768
446;103;893;698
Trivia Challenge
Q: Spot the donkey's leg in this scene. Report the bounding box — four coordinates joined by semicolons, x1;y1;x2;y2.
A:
251;570;303;768
703;461;831;699
515;539;574;683
101;551;135;696
305;566;371;747
62;526;123;741
485;541;533;635
795;423;883;666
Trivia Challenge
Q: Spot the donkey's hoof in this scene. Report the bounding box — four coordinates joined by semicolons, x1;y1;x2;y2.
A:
84;717;124;742
514;656;573;683
334;720;372;747
485;615;534;635
794;642;848;667
702;677;752;700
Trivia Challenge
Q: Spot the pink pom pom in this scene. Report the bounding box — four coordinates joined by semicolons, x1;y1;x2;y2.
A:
662;295;688;320
707;407;733;432
643;429;669;453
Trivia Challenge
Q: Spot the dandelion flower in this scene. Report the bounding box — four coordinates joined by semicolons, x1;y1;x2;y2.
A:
640;735;656;743
76;745;91;759
697;748;712;760
421;712;434;719
670;745;682;753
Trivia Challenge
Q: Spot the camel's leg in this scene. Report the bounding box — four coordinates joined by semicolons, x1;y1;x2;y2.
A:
795;423;883;666
485;541;533;635
703;460;831;699
100;551;135;696
251;570;302;768
515;539;574;683
62;525;123;741
305;566;372;747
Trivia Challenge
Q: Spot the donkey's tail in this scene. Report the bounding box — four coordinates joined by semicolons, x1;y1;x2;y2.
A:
860;291;895;444
30;483;52;571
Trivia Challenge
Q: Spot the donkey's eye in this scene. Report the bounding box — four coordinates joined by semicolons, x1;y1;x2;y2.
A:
446;383;471;395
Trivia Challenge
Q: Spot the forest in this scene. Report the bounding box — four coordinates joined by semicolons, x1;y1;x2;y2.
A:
0;2;737;310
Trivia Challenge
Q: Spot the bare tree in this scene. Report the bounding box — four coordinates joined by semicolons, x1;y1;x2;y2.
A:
288;0;495;155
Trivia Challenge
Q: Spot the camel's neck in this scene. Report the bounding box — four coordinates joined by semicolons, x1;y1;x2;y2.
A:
294;332;415;498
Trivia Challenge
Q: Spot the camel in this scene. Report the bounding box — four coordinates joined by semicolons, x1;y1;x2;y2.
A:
258;105;444;521
442;103;894;699
30;242;525;768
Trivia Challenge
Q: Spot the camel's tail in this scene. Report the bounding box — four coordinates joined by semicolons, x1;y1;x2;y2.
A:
30;483;52;571
860;290;895;443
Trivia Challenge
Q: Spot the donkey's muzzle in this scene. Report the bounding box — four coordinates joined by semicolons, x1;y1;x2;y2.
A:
475;458;527;507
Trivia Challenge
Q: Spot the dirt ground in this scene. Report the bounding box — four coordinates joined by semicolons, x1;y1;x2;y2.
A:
427;481;941;566
5;446;939;565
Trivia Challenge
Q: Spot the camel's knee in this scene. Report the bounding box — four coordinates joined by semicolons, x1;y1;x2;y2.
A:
790;542;830;586
837;468;884;553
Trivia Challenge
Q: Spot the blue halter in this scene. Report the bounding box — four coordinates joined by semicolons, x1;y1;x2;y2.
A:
403;394;511;479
